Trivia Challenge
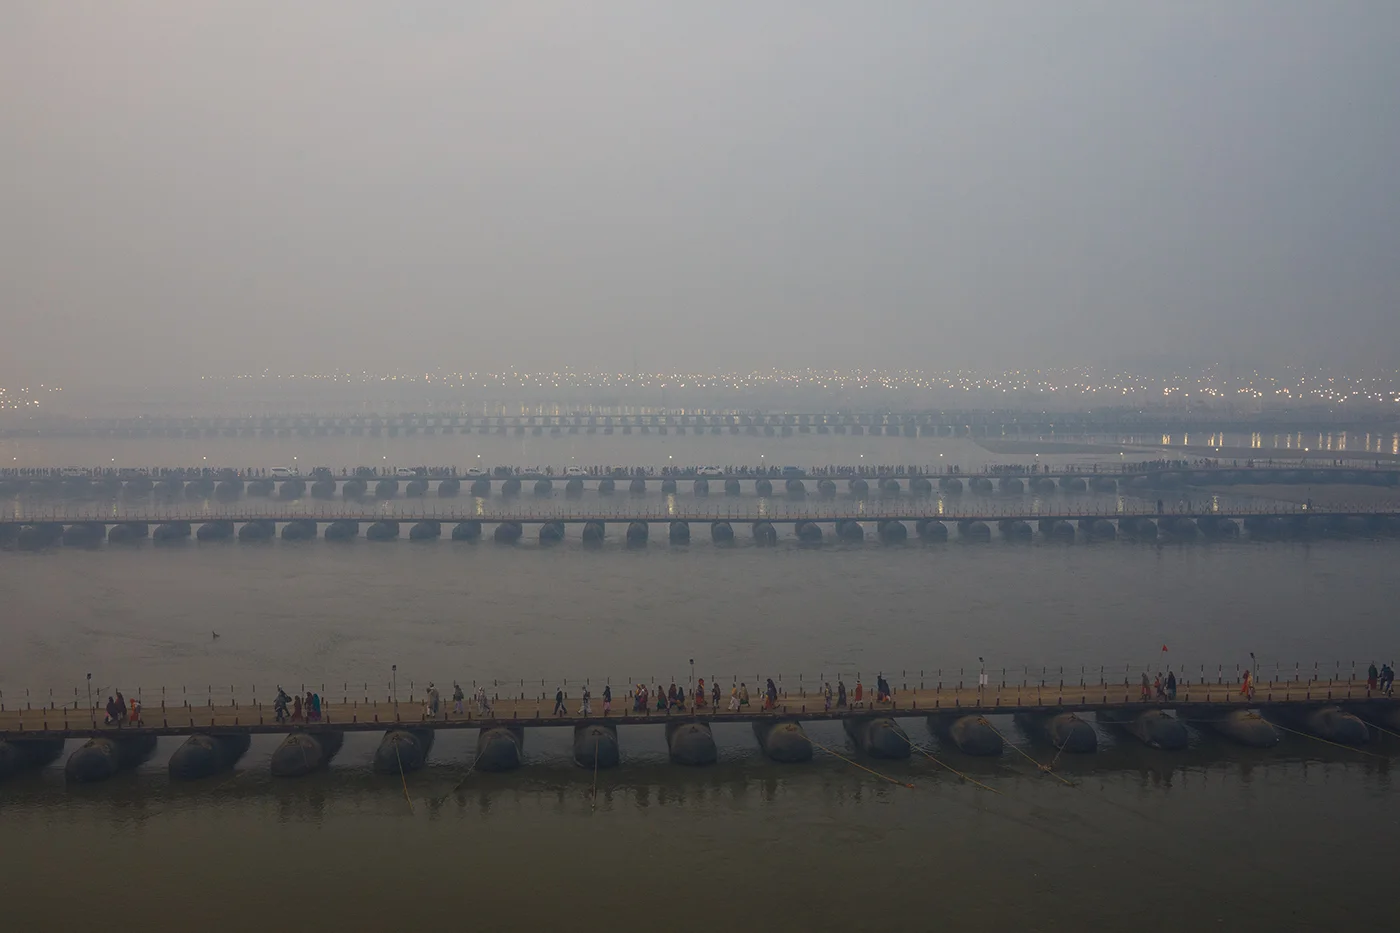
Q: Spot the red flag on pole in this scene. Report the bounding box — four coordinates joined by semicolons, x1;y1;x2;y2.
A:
1161;645;1168;652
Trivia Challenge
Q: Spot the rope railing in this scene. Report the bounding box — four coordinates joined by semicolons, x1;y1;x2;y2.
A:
3;659;1391;716
9;501;1400;524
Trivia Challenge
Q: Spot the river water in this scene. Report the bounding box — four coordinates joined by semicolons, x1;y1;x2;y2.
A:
2;433;1398;930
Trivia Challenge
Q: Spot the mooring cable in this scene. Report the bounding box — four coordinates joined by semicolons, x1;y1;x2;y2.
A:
893;731;1001;795
798;732;915;789
394;737;415;815
975;717;1076;787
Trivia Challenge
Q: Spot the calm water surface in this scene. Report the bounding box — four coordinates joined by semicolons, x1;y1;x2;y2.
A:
3;437;1398;929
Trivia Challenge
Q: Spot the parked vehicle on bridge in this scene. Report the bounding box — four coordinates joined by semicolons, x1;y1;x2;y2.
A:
781;466;804;478
396;467;423;478
697;466;724;477
564;466;587;477
464;467;487;478
270;466;298;478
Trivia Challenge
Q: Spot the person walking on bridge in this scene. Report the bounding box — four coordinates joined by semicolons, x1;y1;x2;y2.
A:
114;691;126;728
552;686;566;717
452;683;465;715
602;684;612;715
1240;669;1254;700
103;696;120;726
1166;670;1177;701
579;685;592;717
274;687;290;724
728;685;741;712
711;681;720;708
1367;662;1379;691
1140;672;1150;701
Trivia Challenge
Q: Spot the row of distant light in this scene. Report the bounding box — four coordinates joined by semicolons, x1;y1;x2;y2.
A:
199;369;1400;402
0;386;60;410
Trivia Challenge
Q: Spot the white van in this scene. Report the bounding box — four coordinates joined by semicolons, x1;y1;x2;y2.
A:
270;466;297;478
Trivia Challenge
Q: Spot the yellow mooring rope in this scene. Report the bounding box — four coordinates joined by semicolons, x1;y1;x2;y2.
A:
975;717;1076;787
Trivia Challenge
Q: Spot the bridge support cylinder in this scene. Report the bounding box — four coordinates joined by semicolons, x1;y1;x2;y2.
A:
62;522;106;547
785;479;807;499
1098;710;1189;749
597;478;615;496
493;521;523;544
108;522;149;543
1015;712;1097;753
879;478;901;496
794;520;823;544
710;521;734;544
999;477;1025;494
452;521;482;541
366;521;400;541
238;519;275;542
877;520;907;544
629;478;647;496
565;478;584;498
753;720;812;763
501;478;521;497
661;478;677;494
168;733;251;780
342;479;367;500
282;520;317;541
310;480;335;499
539;521;565;545
153;521;192;543
669;521;690;544
1087;519;1116;541
470;478;491;498
270;731;345;777
375;479;399;499
325;520;359;541
817;478;836;498
573;724;620;770
911;477;933;496
373;729;435;774
843;717;911;759
197;521;235;542
534;479;553;497
692;478;709;497
848;478;869;498
626;521;649;547
582;521;606;544
997;519;1031;541
666;721;717;766
929;714;1003;756
409;520;442;540
1275;706;1369;746
724;478;741;496
405;479;429;498
754;479;773;498
956;520;990;542
437;478;460;498
0;738;65;780
476;726;524;771
64;734;158;783
1192;709;1280;747
752;521;777;545
940;478;964;494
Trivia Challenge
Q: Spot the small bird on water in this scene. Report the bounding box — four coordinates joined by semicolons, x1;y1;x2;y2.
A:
212;631;220;640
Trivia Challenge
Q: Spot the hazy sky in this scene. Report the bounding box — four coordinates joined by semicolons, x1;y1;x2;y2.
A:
2;1;1398;387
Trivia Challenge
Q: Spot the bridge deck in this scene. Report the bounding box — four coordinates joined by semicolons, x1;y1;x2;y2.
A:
3;679;1389;739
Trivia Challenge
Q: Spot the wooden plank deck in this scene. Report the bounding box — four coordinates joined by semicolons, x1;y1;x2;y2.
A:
3;678;1392;739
